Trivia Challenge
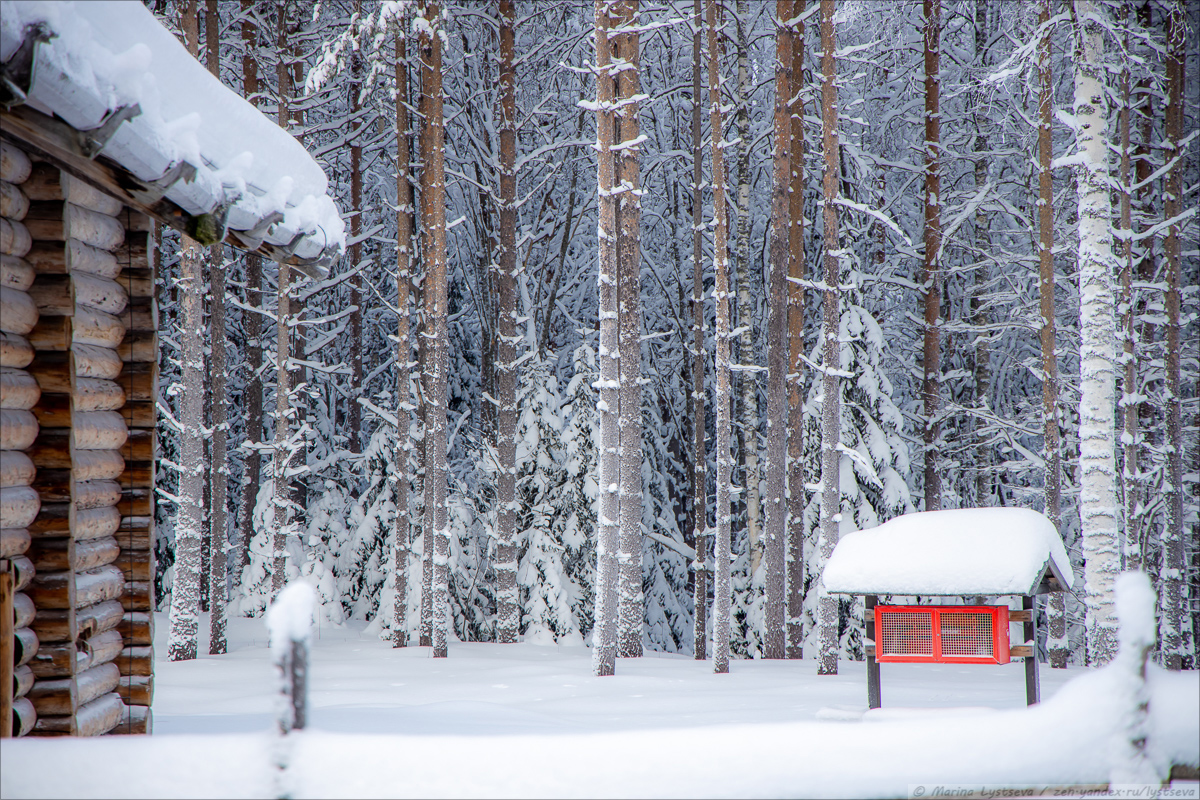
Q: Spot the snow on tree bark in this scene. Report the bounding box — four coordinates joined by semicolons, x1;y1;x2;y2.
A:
392;27;413;649
591;0;621;678
1159;0;1185;672
348;0;364;456
494;0;520;645
786;2;806;661
615;0;645;660
168;0;205;663
1072;0;1120;667
762;0;792;661
921;0;942;513
1037;0;1067;669
418;0;451;660
816;0;842;677
690;0;709;662
707;0;734;676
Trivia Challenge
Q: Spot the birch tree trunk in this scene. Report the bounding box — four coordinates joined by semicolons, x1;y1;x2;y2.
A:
1160;0;1185;672
734;0;761;575
691;0;709;661
494;0;519;645
786;2;806;661
762;0;792;661
615;0;645;660
167;0;204;663
816;0;842;677
707;0;734;676
392;28;413;649
1038;0;1068;669
237;0;263;587
418;0;451;660
591;0;620;678
1072;0;1119;666
921;0;942;512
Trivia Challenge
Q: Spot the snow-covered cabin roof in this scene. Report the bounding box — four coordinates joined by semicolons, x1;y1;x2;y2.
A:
0;0;344;271
823;508;1074;596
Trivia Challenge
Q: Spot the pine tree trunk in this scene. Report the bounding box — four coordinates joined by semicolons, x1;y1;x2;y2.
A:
786;2;806;661
762;0;792;661
1160;0;1185;672
1072;0;1119;666
417;50;433;651
418;0;451;659
1038;0;1068;669
592;0;620;678
921;0;942;513
816;0;842;677
237;4;263;588
1117;4;1140;577
392;28;413;649
707;0;733;676
167;0;204;663
691;0;709;662
734;0;761;577
494;0;520;645
348;0;364;456
971;0;991;507
616;0;645;660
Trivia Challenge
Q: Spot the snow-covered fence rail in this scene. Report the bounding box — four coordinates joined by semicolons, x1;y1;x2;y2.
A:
268;583;314;735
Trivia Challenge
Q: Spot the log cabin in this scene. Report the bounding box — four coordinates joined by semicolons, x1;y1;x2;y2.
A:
0;1;343;737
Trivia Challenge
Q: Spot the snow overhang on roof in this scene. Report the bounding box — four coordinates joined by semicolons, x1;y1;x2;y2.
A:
0;0;344;275
823;507;1075;597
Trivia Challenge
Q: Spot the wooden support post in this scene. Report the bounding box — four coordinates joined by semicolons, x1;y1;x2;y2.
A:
866;594;881;709
1023;594;1040;705
1;560;13;737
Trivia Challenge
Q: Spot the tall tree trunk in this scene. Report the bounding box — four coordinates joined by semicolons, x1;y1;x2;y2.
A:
592;0;620;678
205;0;227;655
416;36;433;651
691;0;709;661
734;0;761;577
971;0;991;507
418;0;450;659
616;0;645;660
786;1;806;661
1117;4;1139;577
271;0;294;598
921;0;942;512
392;28;413;649
816;0;842;677
168;0;205;662
494;0;520;645
348;0;364;455
707;0;733;676
1072;0;1119;666
762;0;792;661
1038;0;1067;669
238;0;263;588
1160;0;1185;672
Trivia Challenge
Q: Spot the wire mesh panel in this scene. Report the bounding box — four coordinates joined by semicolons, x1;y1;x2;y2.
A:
940;612;994;658
878;611;934;657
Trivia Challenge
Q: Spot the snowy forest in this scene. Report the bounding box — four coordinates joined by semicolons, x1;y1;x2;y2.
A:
149;0;1198;674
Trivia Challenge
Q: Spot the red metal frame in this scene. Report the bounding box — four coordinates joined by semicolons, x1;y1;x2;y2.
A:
874;605;1010;664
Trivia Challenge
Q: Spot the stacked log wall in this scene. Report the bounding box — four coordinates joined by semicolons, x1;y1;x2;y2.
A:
1;139;40;738
19;159;133;736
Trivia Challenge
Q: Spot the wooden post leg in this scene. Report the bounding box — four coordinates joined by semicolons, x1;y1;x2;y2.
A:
866;594;881;709
1023;594;1040;706
1;561;13;738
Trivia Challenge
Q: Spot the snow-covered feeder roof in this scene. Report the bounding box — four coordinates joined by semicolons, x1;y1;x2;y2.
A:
0;0;344;272
823;508;1074;597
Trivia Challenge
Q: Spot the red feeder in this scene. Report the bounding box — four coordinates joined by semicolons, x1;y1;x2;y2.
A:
874;605;1010;665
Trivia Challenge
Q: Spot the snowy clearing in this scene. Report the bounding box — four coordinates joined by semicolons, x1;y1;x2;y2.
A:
2;613;1196;799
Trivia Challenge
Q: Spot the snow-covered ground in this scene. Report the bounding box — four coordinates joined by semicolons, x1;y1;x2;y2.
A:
2;612;1197;799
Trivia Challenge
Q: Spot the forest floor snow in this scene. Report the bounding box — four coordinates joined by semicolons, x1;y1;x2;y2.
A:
2;613;1197;799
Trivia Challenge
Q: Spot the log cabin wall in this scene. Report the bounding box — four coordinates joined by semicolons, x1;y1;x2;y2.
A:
1;139;41;738
0;147;156;737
